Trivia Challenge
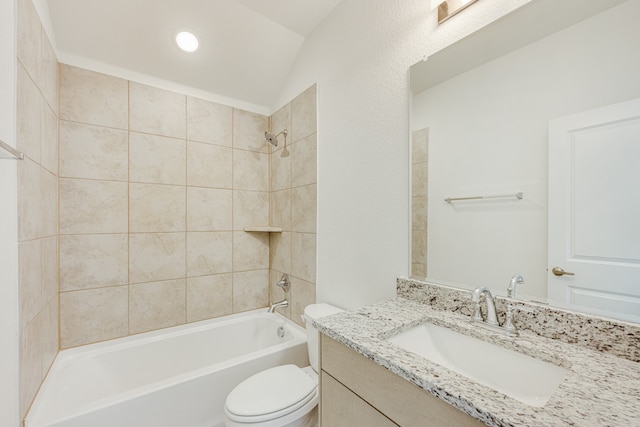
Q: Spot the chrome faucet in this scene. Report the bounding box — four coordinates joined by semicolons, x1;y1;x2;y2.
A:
268;273;291;313
268;299;289;313
471;287;500;326
507;274;524;298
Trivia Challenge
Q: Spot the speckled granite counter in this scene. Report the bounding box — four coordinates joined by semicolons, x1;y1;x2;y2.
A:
314;297;640;427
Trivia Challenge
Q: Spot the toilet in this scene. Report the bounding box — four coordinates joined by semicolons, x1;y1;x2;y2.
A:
224;303;343;427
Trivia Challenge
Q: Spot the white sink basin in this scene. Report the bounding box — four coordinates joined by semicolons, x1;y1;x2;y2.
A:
386;323;568;407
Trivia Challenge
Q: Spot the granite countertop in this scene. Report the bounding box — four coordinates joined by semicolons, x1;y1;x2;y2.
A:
314;297;640;427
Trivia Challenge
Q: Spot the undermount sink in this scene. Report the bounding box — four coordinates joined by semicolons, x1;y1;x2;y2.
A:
386;323;568;407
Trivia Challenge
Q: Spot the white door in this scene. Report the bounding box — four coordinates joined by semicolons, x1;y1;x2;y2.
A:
548;98;640;323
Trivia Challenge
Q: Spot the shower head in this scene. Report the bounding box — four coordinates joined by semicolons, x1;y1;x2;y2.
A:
264;129;288;147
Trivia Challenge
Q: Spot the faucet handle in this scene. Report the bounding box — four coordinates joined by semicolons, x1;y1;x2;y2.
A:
276;273;290;292
505;303;519;337
507;274;525;298
504;303;534;337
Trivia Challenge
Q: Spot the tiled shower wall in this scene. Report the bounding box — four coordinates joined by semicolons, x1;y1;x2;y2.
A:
16;0;60;419
268;85;318;325
411;128;428;279
58;64;274;348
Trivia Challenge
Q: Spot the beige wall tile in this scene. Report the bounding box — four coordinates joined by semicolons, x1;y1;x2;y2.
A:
60;64;128;129
291;133;317;187
187;274;233;322
411;262;427;279
130;82;185;138
233;231;269;272
412;196;427;231
233;149;269;191
186;187;232;231
39;27;58;113
129;279;186;334
233;190;268;230
270;189;291;231
129;132;185;185
60;121;128;181
291;85;317;143
290;276;316;326
187;97;232;146
129;233;186;283
41;236;58;304
60;234;128;291
412;231;427;264
19;237;59;330
233;109;269;153
41;102;58;175
412;161;427;197
60;178;128;234
16;0;42;84
40;167;58;237
129;183;186;232
269;269;291;319
187;232;233;276
412;128;429;164
291;233;316;284
17;64;41;163
187;141;232;189
269;231;291;273
19;239;42;329
270;148;291;192
292;184;317;233
19;316;42;418
40;297;59;377
60;286;128;348
17;159;41;241
233;270;269;312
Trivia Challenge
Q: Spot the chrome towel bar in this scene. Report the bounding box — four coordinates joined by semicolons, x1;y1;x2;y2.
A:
0;139;24;160
445;192;523;203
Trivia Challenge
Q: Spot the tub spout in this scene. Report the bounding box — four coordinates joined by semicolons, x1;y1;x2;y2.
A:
268;299;288;313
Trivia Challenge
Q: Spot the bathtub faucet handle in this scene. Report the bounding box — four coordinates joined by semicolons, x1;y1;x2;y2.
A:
277;273;290;293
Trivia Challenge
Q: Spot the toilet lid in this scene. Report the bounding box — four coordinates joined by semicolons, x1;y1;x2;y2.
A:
225;365;316;419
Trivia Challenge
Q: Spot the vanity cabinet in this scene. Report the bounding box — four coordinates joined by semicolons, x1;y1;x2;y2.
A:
319;334;485;427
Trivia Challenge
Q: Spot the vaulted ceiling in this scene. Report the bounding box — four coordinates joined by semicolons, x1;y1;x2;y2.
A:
42;0;343;111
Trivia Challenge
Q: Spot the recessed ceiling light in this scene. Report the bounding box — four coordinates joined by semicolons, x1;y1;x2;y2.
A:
176;31;199;53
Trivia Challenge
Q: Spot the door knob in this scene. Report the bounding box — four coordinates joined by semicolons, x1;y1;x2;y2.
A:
552;267;575;277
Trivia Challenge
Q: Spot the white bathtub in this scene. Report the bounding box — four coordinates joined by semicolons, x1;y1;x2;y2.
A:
25;310;309;427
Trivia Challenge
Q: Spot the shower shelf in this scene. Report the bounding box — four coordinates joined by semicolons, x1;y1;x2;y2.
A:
243;226;283;233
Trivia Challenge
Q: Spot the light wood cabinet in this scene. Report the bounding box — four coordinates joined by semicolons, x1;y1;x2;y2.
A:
320;334;486;427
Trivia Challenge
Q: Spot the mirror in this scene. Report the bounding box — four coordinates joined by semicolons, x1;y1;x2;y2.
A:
410;0;640;322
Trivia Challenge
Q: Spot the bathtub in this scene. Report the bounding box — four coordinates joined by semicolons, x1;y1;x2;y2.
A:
25;310;309;427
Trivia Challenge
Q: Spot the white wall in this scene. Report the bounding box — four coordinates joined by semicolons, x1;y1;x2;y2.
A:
0;0;20;425
275;0;532;309
412;1;640;299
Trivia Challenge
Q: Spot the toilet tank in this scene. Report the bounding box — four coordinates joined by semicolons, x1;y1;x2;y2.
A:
303;303;343;372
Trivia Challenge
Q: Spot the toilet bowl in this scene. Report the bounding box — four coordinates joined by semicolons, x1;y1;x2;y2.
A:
223;304;343;427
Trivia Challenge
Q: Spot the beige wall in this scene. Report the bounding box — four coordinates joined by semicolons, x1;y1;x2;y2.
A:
16;0;60;420
58;64;275;348
268;85;318;325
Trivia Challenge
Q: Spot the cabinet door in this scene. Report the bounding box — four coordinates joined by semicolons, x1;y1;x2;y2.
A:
321;372;397;427
321;335;486;427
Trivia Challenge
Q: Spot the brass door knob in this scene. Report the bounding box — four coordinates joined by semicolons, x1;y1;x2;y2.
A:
552;267;575;277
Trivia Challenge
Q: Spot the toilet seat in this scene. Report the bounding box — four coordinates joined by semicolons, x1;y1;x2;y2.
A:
225;365;317;423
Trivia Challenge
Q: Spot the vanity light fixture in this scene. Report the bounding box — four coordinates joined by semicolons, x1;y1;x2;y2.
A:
431;0;480;24
175;31;199;52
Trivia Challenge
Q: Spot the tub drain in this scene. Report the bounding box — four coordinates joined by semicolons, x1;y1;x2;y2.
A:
277;326;285;338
